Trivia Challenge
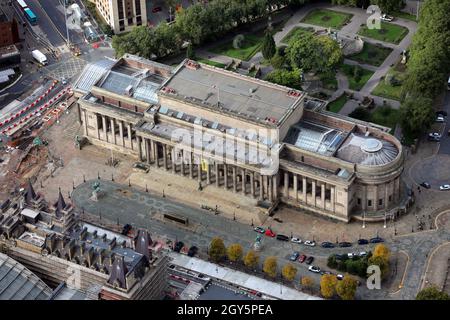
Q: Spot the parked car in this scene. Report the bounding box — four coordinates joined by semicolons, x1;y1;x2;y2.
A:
440;184;450;191
121;223;132;235
321;270;333;275
61;77;68;85
289;251;300;261
380;13;394;22
358;239;369;245
359;251;368;257
304;240;316;247
308;265;321;273
187;246;198;257
429;132;441;139
265;229;276;237
254;226;265;234
276;234;289;242
436;110;448;117
291;237;302;244
428;135;440;142
336;274;344;280
298;254;307;263
339;242;352;248
321;242;335;248
305;256;314;265
334;254;345;260
420;182;431;189
174;241;184;252
347;252;356;259
369;237;384;243
436;115;445;123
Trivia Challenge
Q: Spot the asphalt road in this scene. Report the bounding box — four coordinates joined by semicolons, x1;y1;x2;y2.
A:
26;0;65;47
71;180;404;300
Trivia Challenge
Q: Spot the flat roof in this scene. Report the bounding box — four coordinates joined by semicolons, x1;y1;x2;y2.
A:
160;60;304;126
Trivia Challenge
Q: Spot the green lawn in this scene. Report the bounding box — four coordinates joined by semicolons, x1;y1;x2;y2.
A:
371;68;406;101
210;34;263;61
301;9;353;30
195;58;226;68
358;22;408;44
340;64;374;91
392;11;417;22
370;106;400;131
347;42;392;67
327;94;348;113
281;26;315;44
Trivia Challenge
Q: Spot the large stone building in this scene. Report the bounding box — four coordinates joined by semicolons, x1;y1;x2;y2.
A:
74;54;405;223
89;0;147;33
0;182;169;300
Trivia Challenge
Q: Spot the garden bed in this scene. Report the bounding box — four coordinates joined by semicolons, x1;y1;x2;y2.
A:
301;9;353;30
358;22;408;45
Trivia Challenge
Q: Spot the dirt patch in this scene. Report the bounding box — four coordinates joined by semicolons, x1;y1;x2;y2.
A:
321;16;331;22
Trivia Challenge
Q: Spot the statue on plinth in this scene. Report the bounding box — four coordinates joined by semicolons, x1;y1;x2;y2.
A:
90;181;103;201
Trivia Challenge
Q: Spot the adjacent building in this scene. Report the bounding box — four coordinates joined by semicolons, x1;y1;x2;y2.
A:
0;9;19;48
74;54;406;223
0;181;169;300
91;0;147;33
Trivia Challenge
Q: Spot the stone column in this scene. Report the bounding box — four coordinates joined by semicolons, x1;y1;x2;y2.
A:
331;186;335;212
197;159;202;182
232;166;237;193
268;176;273;202
95;114;100;139
83;110;88;136
284;171;289;198
302;177;307;202
259;174;264;200
189;153;194;178
137;136;143;161
206;162;211;184
224;164;228;189
172;148;176;173
215;163;220;187
241;169;246;195
293;174;298;201
374;185;378;211
321;183;326;209
384;184;389;209
250;171;255;197
102;115;107;142
152;141;157;166
162;144;168;170
118;120;124;147
127;123;132;150
362;185;367;210
311;180;316;207
110;118;116;145
146;139;151;164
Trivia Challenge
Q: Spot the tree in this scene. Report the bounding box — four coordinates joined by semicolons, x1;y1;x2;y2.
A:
349;107;371;122
372;244;391;261
209;237;226;262
287;32;342;74
368;255;390;280
263;256;278;278
243;250;259;269
372;0;404;14
327;255;338;269
399;96;435;139
416;286;450;300
265;68;302;90
301;276;314;292
227;243;243;262
261;30;276;60
281;263;297;281
186;42;195;59
320;274;337;299
336;275;358;300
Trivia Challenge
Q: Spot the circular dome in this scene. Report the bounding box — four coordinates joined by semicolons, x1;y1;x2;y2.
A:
361;138;383;153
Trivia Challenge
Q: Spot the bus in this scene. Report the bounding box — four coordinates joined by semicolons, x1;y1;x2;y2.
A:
24;8;37;25
17;0;28;10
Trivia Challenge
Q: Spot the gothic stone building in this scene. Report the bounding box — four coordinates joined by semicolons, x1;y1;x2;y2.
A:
73;54;404;223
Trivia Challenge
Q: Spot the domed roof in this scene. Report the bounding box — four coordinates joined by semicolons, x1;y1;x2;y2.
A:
336;133;399;166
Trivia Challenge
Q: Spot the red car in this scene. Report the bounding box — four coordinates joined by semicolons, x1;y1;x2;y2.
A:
152;6;162;13
298;254;307;263
265;228;276;237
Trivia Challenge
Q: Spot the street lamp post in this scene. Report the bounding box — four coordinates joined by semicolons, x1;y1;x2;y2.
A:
64;0;70;46
362;211;366;228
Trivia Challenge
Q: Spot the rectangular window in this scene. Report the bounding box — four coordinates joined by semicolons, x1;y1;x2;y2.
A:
357;198;361;205
367;200;372;207
378;199;383;206
135;0;141;15
389;195;392;202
